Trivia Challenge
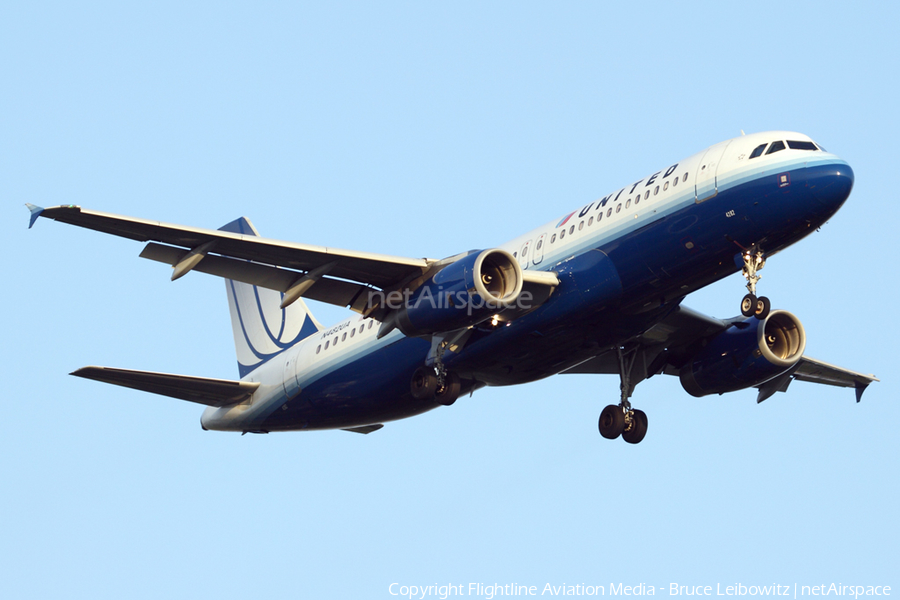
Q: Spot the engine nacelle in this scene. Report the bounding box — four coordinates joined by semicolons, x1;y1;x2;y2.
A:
395;249;523;336
679;310;806;397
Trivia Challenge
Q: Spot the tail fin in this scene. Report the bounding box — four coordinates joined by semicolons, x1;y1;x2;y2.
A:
219;217;322;377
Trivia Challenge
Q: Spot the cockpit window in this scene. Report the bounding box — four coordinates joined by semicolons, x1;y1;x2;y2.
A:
749;143;767;159
765;141;786;155
787;140;818;151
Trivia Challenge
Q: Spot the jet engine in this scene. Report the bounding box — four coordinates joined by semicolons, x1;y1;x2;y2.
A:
395;249;523;336
679;310;806;397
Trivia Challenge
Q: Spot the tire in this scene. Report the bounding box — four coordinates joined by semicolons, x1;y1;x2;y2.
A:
622;409;648;444
741;293;757;317
435;372;461;406
598;405;625;439
754;296;771;320
410;366;438;400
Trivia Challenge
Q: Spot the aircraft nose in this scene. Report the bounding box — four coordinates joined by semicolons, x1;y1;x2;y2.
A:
811;162;854;212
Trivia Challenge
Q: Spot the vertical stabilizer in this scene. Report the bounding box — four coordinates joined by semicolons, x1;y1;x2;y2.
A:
219;217;322;377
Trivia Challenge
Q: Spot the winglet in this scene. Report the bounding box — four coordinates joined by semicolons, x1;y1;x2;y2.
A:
855;382;869;403
25;203;44;229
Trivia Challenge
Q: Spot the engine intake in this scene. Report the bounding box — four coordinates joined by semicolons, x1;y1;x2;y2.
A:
395;249;523;336
679;310;806;397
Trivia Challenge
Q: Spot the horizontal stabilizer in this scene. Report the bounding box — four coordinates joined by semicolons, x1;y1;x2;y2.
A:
71;366;260;407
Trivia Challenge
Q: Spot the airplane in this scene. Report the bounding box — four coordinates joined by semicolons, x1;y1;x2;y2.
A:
26;130;878;444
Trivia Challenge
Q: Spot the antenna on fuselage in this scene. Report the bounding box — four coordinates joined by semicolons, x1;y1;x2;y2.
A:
741;129;746;136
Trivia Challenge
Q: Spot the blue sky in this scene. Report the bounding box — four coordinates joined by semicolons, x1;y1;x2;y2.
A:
3;2;897;599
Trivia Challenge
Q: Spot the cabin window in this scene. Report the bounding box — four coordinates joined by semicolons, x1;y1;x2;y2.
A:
522;246;528;256
626;199;631;208
333;337;338;346
569;225;575;235
683;172;689;180
513;251;517;258
766;141;786;155
644;190;650;200
749;143;767;159
324;340;330;349
788;140;818;151
664;181;669;191
560;229;566;239
654;185;659;195
368;320;374;329
597;211;603;221
635;194;640;205
578;221;584;231
551;233;557;243
342;332;347;342
607;208;613;217
588;216;594;226
316;344;321;354
359;324;365;334
673;176;679;186
537;239;543;250
616;204;622;213
350;329;355;338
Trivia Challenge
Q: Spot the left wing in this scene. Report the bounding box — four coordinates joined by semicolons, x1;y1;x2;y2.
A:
28;204;435;312
562;305;879;402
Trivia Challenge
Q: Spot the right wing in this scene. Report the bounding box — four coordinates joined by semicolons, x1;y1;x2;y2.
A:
562;304;878;402
790;356;879;402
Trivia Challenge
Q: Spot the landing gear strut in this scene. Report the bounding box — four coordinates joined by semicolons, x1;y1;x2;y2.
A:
410;340;461;406
597;346;649;444
740;248;771;320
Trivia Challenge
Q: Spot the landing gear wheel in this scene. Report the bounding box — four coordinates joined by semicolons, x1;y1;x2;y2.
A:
741;293;757;317
410;366;438;400
754;296;771;320
435;372;461;406
598;405;625;439
622;409;648;444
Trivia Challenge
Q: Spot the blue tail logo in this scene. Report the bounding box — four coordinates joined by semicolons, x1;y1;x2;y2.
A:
219;217;321;377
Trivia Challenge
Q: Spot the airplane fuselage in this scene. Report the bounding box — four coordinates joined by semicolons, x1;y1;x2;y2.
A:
199;131;854;433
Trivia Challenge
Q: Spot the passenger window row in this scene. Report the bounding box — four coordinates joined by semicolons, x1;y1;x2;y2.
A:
316;319;376;354
546;171;690;246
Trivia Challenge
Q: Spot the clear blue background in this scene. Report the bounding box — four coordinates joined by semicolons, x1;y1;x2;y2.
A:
3;2;896;598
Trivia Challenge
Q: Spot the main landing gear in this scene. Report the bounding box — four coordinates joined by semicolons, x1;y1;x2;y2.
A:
410;366;461;405
410;342;461;406
739;248;771;320
598;347;649;444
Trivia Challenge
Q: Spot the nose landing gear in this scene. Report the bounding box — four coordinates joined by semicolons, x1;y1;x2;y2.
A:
740;249;771;320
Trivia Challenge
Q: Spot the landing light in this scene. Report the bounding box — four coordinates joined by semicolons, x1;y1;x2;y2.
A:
491;314;500;327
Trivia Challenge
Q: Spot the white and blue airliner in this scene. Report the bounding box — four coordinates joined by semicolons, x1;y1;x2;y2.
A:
27;130;877;443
